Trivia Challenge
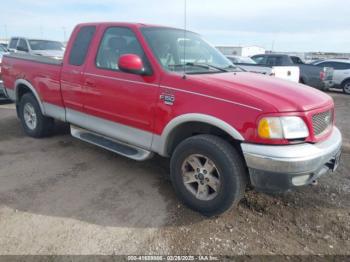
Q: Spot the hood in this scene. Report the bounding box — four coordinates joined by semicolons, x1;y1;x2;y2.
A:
32;50;64;59
189;72;332;113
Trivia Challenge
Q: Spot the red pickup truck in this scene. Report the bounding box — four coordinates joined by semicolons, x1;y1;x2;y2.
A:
2;23;342;216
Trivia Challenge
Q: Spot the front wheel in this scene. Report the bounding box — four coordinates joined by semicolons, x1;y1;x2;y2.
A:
170;135;247;217
19;93;54;138
342;80;350;95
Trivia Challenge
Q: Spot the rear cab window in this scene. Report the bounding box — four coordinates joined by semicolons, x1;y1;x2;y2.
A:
266;56;283;66
69;26;96;66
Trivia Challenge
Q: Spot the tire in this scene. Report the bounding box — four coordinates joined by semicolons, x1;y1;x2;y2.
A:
322;84;329;92
342;80;350;95
19;93;54;138
170;135;247;217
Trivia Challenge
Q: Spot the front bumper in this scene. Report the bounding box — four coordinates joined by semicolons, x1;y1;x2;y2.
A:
241;127;342;192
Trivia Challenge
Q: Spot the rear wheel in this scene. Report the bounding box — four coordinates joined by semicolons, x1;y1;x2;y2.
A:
19;93;54;137
342;80;350;95
170;135;247;216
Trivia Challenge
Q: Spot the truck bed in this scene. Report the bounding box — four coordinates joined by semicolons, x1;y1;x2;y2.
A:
5;52;62;65
2;53;64;109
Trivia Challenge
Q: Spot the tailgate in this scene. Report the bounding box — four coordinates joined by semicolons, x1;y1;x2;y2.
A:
272;66;300;83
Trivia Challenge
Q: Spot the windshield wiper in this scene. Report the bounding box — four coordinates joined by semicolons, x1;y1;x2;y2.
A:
168;62;228;72
185;62;228;72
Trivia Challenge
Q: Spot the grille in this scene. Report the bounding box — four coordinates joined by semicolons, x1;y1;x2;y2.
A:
312;110;333;136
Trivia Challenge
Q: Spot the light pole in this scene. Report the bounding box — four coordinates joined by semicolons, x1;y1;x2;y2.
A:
4;24;8;42
62;27;67;43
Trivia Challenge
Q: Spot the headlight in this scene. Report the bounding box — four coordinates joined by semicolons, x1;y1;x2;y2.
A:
258;116;309;139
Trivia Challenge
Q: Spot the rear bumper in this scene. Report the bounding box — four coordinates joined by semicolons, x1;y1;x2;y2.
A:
324;80;334;89
241;127;342;192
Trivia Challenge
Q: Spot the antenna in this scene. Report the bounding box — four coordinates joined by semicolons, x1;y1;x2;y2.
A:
183;0;187;79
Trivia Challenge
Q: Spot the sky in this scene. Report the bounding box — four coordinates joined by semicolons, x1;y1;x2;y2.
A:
1;0;349;52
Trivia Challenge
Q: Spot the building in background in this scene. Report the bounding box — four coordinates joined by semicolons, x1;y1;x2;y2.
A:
216;45;265;57
0;38;9;45
305;52;350;61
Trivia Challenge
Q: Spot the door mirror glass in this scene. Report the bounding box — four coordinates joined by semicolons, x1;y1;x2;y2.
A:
118;54;145;75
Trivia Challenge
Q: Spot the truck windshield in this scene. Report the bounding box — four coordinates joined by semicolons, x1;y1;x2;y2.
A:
141;27;237;74
29;40;64;51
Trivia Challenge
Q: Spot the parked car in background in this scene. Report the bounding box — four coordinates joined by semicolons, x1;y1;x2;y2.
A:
308;59;325;65
0;45;9;97
8;37;65;59
0;43;8;50
251;54;333;90
2;22;342;216
227;55;300;83
312;60;350;94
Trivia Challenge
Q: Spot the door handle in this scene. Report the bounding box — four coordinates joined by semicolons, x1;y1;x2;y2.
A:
85;80;96;87
71;70;81;75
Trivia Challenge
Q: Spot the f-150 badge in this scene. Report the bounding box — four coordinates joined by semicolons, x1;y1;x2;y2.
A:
160;93;175;105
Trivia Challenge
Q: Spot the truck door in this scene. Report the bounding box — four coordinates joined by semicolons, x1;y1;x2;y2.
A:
81;26;159;149
61;25;96;112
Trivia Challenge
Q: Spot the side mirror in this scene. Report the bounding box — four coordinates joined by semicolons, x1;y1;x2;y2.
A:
17;46;29;52
118;54;146;75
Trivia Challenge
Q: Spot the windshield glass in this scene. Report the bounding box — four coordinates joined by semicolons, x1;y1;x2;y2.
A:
141;27;237;74
29;40;64;51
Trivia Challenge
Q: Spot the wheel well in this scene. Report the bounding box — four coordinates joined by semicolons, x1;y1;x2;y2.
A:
341;78;350;87
16;84;32;102
166;122;242;156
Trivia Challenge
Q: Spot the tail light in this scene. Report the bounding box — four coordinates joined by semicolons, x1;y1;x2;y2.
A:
320;70;325;81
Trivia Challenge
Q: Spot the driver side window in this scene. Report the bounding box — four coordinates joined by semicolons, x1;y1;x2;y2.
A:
96;27;148;71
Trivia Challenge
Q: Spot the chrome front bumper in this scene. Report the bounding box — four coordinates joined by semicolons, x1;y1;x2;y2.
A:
241;127;342;192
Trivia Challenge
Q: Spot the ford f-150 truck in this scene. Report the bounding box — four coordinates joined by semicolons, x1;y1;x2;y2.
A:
1;23;342;216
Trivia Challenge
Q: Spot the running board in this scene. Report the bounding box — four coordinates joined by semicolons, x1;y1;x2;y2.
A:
70;126;154;161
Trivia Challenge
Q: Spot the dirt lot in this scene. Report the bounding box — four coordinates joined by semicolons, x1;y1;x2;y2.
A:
0;92;349;256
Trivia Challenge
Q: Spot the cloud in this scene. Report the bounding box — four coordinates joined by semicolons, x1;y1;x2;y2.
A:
1;0;349;52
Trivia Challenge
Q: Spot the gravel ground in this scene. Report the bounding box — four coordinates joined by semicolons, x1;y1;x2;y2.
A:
0;92;349;256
